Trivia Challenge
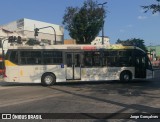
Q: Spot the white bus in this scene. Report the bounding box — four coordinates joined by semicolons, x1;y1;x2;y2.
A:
4;44;153;86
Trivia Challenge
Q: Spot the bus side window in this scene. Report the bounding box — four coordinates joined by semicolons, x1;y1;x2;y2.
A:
20;51;42;65
93;52;101;66
106;57;115;66
10;51;18;64
85;57;92;66
118;57;132;66
20;58;26;64
103;51;116;66
43;51;62;64
31;51;42;64
84;52;93;67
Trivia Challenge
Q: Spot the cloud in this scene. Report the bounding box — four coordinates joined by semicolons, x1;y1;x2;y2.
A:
138;16;147;20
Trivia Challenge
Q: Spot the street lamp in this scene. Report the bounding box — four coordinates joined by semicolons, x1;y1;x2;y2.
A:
98;2;107;45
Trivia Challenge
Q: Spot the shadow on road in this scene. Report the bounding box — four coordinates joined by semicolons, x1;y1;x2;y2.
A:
0;79;152;87
0;78;157;87
0;82;41;87
0;79;159;120
47;84;160;115
1;79;159;100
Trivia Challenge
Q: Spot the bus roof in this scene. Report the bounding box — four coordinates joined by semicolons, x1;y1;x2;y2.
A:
7;44;145;52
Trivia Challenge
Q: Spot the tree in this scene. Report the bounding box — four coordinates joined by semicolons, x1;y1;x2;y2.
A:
62;0;106;44
25;39;40;45
116;38;147;52
142;0;160;14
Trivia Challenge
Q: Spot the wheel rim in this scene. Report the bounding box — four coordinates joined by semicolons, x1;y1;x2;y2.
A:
44;76;53;85
124;74;129;81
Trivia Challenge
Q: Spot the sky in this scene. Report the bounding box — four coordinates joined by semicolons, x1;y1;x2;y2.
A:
0;0;159;46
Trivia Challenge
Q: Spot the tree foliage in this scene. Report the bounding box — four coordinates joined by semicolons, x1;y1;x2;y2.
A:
62;0;106;44
116;38;147;52
25;39;40;45
142;0;160;14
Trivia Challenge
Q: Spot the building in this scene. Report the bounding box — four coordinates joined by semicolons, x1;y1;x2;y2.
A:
147;45;160;67
91;36;110;46
0;28;28;54
0;18;64;44
64;39;76;45
147;45;160;60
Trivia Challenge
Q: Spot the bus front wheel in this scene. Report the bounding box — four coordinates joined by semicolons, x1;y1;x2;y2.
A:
120;71;132;82
41;73;56;86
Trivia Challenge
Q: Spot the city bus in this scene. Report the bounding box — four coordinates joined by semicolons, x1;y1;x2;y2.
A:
4;44;153;86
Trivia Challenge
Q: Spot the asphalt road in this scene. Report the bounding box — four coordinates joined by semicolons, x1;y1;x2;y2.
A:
0;70;160;121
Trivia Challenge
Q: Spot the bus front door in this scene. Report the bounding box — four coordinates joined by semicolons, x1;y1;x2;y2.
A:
135;56;146;78
66;53;81;80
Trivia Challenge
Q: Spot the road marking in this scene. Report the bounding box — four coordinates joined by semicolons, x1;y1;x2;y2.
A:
0;93;64;108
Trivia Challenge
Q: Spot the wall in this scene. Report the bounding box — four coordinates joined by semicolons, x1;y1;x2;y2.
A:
0;18;64;44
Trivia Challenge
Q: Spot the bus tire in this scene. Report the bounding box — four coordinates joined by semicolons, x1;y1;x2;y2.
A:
41;73;56;86
120;71;132;82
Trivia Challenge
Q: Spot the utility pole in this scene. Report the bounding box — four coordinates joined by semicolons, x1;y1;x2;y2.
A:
98;2;107;45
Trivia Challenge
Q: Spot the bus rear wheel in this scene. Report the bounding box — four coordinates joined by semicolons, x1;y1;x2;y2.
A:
41;73;56;86
120;71;132;82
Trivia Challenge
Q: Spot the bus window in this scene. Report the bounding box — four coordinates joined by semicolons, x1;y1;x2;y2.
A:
109;51;118;56
93;52;101;66
106;57;117;66
66;54;72;67
84;52;92;67
119;50;132;57
74;54;80;67
84;57;92;66
102;50;134;67
10;51;18;64
118;56;133;66
20;51;42;65
43;51;62;64
84;51;101;67
135;57;146;68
